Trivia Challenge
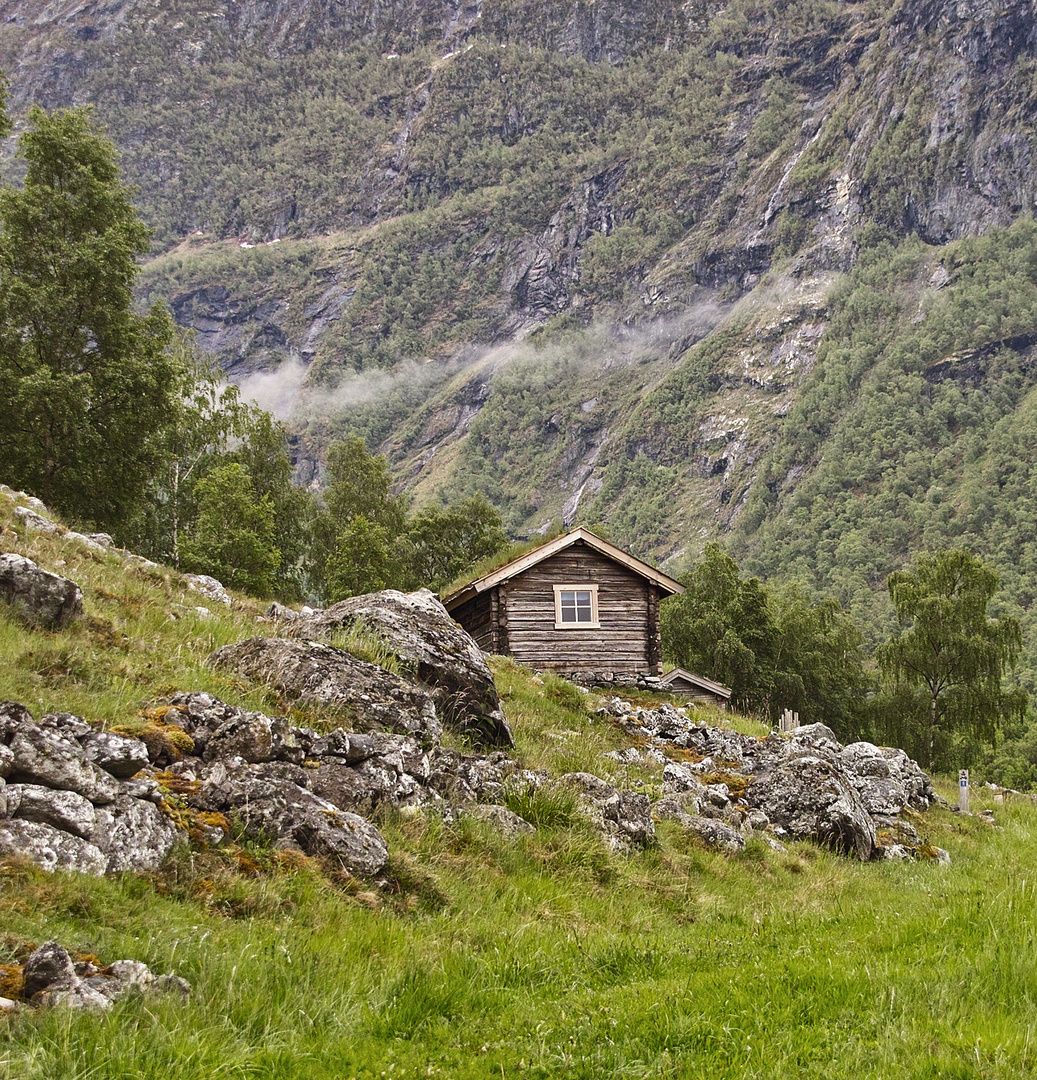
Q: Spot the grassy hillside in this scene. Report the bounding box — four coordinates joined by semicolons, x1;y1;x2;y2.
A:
2;492;1037;1078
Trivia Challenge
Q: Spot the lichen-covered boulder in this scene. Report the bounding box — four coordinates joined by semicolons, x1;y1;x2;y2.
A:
0;703;186;875
195;758;389;876
5;784;97;839
207;637;442;744
294;589;514;749
6;722;120;806
840;742;935;813
0;819;108;875
0;554;82;629
79;732;150;779
99;796;183;873
553;772;654;853
746;753;877;859
17;942;191;1011
184;573;231;606
22;942;78;1000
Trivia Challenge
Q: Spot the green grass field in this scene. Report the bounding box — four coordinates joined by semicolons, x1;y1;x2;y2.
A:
2;492;1036;1079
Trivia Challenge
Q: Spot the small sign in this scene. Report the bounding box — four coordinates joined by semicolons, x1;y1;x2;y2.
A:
959;769;969;814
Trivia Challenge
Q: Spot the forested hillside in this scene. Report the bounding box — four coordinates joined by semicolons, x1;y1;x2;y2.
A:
3;0;1037;669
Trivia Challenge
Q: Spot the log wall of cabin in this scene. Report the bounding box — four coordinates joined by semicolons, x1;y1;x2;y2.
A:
449;592;495;653
504;545;653;674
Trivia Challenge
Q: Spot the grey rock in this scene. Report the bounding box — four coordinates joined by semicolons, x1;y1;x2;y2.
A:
0;553;83;629
462;804;535;838
661;761;708;802
741;808;770;833
266;601;301;621
40;713;92;740
100;796;183;873
0;744;12;780
79;732;150;778
655;805;746;852
118;776;163;803
0;819;107;874
207;637;442;744
103;960;153;993
788;723;842;754
13;506;59;535
184;573;231;605
746;753;876;860
19;940;187;1011
204;711;282;764
308;755;431;817
0;995;17;1012
839;741;935;815
427;748;512;804
151;973;192;999
294;588;514;748
64;530;107;554
23;942;77;999
5;783;97;839
0;777;6;817
554;772;654;852
7;724;120;805
195;759;388;876
875;843;915;861
35;981;114;1010
704;783;732;807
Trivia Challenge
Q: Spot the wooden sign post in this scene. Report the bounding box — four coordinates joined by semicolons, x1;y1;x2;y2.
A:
959;768;969;814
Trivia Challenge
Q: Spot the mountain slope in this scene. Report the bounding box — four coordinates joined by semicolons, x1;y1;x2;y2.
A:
4;0;1037;658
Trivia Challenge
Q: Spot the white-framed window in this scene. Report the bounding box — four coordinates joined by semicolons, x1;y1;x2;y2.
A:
553;584;599;629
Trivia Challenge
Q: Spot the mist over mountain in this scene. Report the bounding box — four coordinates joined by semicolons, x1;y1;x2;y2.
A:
4;0;1037;667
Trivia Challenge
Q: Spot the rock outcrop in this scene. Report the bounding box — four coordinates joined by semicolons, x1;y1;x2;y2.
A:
3;941;190;1012
207;637;443;743
0;554;83;629
293;589;514;748
0;702;180;875
602;697;941;861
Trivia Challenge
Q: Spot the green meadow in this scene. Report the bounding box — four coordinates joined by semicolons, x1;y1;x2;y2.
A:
1;495;1036;1079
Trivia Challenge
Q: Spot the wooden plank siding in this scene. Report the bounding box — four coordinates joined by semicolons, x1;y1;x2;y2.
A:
504;546;652;674
450;592;495;654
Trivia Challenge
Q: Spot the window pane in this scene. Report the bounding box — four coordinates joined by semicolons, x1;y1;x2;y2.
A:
560;591;578;622
559;589;593;623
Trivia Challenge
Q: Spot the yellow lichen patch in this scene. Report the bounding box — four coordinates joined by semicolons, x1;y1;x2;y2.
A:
0;964;25;1000
700;770;750;799
152;771;202;797
661;747;706;764
142;705;184;722
112;720;194;763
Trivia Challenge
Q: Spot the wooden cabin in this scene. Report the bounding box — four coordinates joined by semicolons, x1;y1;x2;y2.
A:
442;528;684;685
658;667;732;709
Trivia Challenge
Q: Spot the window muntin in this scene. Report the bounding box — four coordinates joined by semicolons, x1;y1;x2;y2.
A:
553;584;599;628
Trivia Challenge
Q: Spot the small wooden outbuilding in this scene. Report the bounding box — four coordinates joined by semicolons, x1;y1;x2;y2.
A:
658;667;732;709
442;528;684;685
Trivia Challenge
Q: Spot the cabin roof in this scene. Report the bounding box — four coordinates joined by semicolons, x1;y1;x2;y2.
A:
659;667;732;699
442;527;685;611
